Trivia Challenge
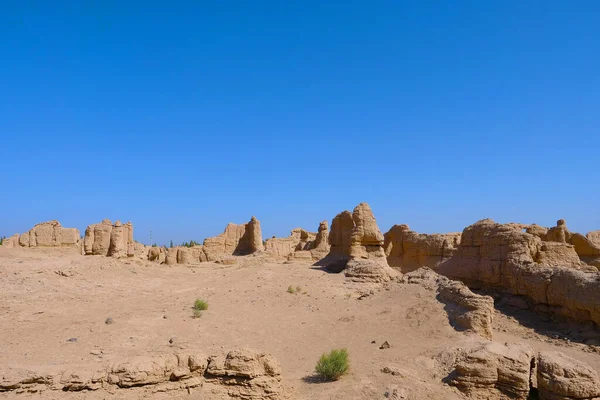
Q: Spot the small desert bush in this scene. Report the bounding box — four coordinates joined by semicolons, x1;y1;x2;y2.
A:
315;349;349;381
192;309;202;319
287;285;304;294
193;299;208;311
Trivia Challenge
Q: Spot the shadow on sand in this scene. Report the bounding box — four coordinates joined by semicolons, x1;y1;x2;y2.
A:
301;374;330;384
474;289;599;347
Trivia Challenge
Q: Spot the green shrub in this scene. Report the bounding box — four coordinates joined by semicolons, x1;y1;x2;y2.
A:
192;309;202;319
287;286;296;294
315;349;349;381
193;299;208;311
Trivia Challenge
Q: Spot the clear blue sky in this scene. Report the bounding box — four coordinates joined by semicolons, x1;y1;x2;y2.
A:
1;1;599;245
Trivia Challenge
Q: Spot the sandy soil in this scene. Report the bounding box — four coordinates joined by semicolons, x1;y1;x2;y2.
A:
0;247;598;399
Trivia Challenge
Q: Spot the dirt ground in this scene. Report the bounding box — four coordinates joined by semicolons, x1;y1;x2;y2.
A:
1;247;598;399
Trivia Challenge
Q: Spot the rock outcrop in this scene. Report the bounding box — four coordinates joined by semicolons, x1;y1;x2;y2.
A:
5;221;81;249
148;246;208;265
401;268;494;340
204;348;285;399
131;242;149;259
84;220;134;258
345;204;399;283
448;342;535;399
448;344;600;400
164;247;179;265
384;224;461;272
588;230;600;246
178;246;207;264
536;242;582;268
287;250;313;262
344;258;399;284
437;278;494;341
526;224;549;239
1;234;20;248
203;217;263;261
147;247;164;262
537;351;600;400
265;228;316;258
319;211;354;272
546;219;569;243
546;220;600;268
321;203;399;282
264;236;297;258
309;221;330;260
348;202;386;260
0;348;287;399
438;219;600;327
528;220;600;268
264;222;331;262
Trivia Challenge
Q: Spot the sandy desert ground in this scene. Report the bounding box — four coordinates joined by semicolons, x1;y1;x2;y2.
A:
1;247;598;399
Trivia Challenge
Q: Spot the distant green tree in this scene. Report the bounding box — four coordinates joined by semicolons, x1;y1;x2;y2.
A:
170;240;174;248
0;236;5;245
181;240;200;248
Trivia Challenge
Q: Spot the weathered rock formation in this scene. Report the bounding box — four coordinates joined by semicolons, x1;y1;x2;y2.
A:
401;268;494;340
0;348;287;399
384;224;461;272
164;247;179;265
147;246;164;262
84;220;134;258
527;220;600;268
309;221;330;260
320;203;399;282
438;219;600;327
448;342;535;399
1;233;21;248
287;250;313;262
344;258;399;284
265;222;331;262
537;351;600;400
151;246;208;265
448;343;600;400
176;246;208;264
131;242;149;259
526;223;549;239
319;211;354;272
3;221;80;249
264;236;296;258
588;230;600;247
265;228;316;258
204;348;285;399
536;241;582;268
203;216;263;261
348;202;386;260
438;279;494;341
